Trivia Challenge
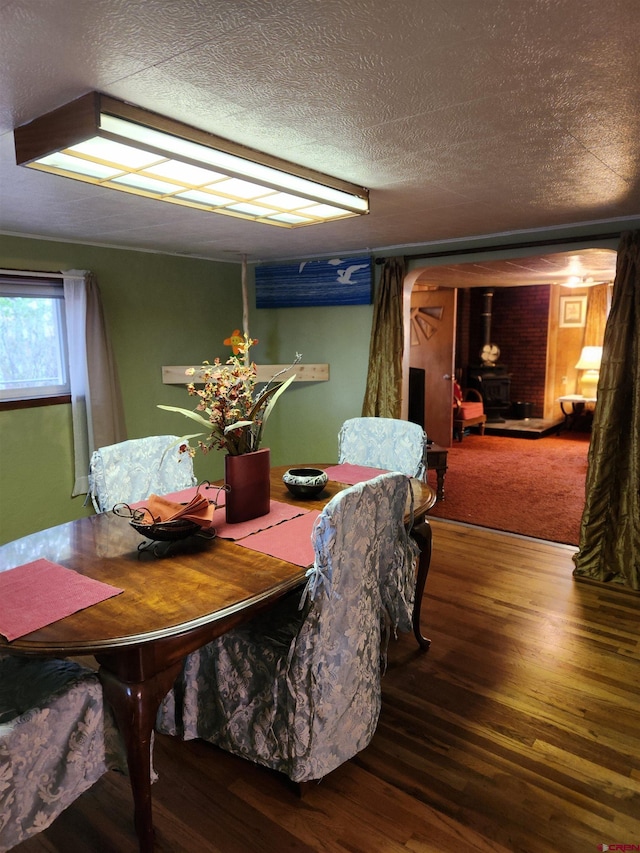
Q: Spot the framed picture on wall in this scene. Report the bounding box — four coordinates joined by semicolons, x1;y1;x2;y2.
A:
559;295;587;328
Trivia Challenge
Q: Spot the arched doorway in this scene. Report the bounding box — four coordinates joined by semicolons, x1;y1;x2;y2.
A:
400;248;616;447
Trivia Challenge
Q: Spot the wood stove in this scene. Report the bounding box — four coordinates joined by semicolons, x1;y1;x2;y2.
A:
467;289;511;422
467;365;511;422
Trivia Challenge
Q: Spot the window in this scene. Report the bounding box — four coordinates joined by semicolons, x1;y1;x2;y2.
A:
0;275;70;403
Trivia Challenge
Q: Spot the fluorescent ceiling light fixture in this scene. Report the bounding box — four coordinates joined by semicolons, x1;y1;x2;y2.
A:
14;92;369;228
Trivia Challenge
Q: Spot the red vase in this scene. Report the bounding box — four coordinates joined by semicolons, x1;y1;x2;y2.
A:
224;448;271;524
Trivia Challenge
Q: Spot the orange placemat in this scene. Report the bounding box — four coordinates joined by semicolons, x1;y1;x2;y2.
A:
129;484;226;510
0;559;123;642
134;492;216;528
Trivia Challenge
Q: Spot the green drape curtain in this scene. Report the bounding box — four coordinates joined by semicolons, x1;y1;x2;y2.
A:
361;257;405;418
573;231;640;589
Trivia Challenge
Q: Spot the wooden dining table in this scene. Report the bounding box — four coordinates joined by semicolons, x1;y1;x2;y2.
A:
0;464;436;852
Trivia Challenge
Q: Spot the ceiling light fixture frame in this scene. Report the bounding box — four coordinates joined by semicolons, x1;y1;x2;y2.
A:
14;92;369;228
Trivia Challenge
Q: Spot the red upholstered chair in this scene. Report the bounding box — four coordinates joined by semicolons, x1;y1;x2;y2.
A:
453;382;486;442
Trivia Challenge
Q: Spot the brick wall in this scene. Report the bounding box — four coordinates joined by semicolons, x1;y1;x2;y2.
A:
465;286;550;418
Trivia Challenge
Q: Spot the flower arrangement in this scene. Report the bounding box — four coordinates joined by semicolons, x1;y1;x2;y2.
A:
159;331;300;456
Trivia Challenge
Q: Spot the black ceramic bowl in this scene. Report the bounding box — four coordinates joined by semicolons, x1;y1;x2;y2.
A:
282;467;328;498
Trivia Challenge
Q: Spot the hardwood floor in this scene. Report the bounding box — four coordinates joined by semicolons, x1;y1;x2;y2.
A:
14;519;640;853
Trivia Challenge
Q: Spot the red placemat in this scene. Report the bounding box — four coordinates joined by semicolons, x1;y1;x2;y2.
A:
235;511;320;567
323;463;390;485
0;559;123;641
215;500;309;540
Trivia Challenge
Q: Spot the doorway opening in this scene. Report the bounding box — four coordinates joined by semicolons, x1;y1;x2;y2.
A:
401;247;616;447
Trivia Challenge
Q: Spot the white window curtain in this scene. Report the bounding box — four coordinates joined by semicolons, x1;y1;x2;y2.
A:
63;270;126;496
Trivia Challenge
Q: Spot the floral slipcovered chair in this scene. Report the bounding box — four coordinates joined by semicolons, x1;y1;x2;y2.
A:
88;434;197;513
156;472;417;785
0;656;126;851
338;417;428;480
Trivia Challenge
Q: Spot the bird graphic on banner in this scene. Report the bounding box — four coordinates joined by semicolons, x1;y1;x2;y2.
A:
336;264;368;284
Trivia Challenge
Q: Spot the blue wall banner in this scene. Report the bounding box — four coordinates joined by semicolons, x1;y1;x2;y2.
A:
255;255;372;308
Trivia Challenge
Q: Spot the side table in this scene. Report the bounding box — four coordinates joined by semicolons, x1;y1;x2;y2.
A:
557;395;596;431
426;443;448;501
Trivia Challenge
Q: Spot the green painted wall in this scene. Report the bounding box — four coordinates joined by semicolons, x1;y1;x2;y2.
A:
0;234;376;545
0;235;241;543
248;296;373;467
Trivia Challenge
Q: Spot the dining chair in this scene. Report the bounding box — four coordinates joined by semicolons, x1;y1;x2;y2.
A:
453;384;487;442
88;434;197;513
338;416;428;479
0;656;125;850
156;472;416;786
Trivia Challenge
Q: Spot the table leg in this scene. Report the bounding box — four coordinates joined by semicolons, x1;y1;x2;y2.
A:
98;660;184;852
426;449;447;501
410;518;433;651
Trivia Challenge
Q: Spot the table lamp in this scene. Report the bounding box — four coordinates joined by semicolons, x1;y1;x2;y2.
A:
575;345;602;398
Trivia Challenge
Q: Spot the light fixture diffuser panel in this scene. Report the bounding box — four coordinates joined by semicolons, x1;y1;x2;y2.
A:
14;92;369;228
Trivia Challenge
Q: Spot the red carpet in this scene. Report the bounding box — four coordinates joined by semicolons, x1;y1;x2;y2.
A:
427;432;590;545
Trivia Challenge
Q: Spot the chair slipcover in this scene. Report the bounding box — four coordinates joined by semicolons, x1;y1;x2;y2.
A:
88;434;197;513
338;417;428;480
156;472;417;783
0;657;126;851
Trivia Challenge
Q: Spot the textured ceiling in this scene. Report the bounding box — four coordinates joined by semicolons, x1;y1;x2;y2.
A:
413;248;617;287
0;0;638;268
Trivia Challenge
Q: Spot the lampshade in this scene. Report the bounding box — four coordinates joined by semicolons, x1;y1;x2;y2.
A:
13;92;369;228
574;346;603;371
575;345;602;398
